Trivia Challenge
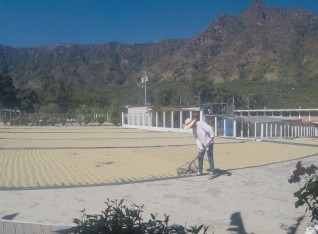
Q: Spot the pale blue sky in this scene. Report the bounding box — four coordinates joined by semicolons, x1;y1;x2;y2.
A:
0;0;317;47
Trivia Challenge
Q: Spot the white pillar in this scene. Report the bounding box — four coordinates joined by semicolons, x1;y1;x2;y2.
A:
300;126;303;137
270;124;273;137
163;112;166;128
298;126;300;137
240;120;243;137
280;125;283;138
190;111;192;119
121;112;124;125
143;112;146;126
171;111;174;129
156;112;158;127
261;123;264;138
254;122;257;138
233;120;236;137
287;125;290;138
138;113;141;126
180;111;183;129
247;123;250;138
200;110;203;121
214;117;218;137
275;124;277;137
265;123;268;138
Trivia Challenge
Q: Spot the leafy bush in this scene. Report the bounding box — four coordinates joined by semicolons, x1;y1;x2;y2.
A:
50;117;58;126
59;117;67;126
288;161;318;221
84;116;92;124
72;199;209;234
10;117;20;126
97;116;105;124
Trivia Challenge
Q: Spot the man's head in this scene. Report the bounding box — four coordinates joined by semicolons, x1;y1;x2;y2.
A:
184;118;196;129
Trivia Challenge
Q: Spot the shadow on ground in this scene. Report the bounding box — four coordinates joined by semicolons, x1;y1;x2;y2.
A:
227;212;250;234
206;168;232;179
1;212;19;220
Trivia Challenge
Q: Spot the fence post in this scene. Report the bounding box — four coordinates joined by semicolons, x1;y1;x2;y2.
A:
261;123;264;139
247;123;250;138
233;120;236;138
156;112;158;127
171;111;174;129
163;112;166;128
180;111;183;129
265;123;268;138
214;116;218;137
254;122;257;138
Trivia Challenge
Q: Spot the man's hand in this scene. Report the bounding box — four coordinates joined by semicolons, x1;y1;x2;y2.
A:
198;147;205;153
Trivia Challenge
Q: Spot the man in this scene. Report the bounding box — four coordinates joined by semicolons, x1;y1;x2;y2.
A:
184;117;215;177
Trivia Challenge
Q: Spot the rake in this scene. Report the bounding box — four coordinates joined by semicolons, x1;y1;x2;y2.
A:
176;141;213;175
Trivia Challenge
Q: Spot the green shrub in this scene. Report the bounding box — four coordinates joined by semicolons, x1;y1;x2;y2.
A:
72;199;209;234
10;117;20;126
2;117;9;125
59;117;67;126
288;161;318;221
97;116;105;124
84;116;91;124
50;117;58;126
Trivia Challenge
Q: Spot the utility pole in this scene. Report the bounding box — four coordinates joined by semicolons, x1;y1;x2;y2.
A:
141;72;148;106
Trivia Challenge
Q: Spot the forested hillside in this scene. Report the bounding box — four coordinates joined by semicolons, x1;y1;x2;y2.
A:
0;0;317;115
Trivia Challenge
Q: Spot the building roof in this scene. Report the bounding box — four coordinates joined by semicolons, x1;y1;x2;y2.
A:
237;116;302;124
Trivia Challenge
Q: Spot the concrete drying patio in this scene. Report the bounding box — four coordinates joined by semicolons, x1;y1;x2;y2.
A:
0;126;317;233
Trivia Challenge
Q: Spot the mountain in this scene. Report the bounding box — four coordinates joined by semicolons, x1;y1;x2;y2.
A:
154;0;318;83
0;0;318;109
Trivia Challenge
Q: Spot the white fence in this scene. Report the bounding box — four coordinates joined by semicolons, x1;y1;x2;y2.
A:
121;108;317;139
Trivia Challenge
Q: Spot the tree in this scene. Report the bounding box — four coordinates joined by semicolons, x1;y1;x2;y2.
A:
41;76;74;112
190;72;215;104
0;74;18;108
17;88;39;112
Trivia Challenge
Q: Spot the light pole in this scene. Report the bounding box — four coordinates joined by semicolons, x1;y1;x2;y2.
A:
141;72;148;106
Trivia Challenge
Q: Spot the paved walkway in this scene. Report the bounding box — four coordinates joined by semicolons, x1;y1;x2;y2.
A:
0;220;72;234
1;155;318;234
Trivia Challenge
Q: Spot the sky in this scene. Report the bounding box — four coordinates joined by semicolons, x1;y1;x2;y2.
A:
0;0;317;47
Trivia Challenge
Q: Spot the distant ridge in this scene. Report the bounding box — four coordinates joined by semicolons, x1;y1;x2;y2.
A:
0;0;317;108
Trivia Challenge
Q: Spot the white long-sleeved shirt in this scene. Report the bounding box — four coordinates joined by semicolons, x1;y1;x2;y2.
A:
193;120;215;149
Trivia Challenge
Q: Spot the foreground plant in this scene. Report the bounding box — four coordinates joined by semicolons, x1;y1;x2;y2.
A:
72;199;209;234
288;161;318;221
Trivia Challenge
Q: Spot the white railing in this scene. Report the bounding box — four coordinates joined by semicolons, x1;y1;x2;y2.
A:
122;109;318;139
